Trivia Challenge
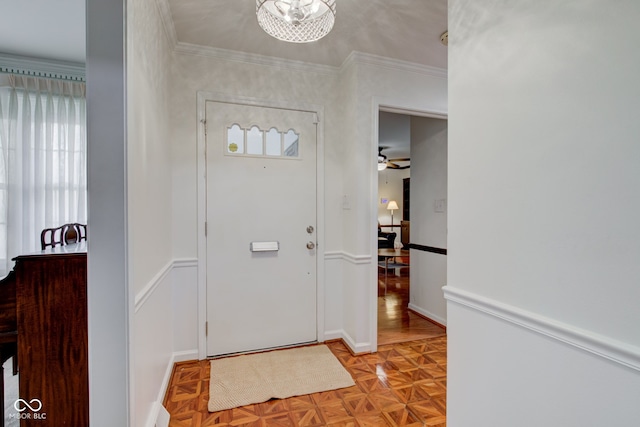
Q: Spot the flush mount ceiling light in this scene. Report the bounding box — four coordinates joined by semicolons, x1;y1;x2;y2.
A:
256;0;337;43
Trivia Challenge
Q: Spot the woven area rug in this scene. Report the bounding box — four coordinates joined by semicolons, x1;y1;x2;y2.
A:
208;344;355;412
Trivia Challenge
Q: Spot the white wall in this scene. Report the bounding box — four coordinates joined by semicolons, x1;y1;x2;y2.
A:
127;0;177;425
167;50;447;353
447;0;640;425
409;117;447;325
357;61;448;350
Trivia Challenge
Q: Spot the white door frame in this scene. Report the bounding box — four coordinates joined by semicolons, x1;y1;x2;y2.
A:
196;91;325;359
370;97;447;353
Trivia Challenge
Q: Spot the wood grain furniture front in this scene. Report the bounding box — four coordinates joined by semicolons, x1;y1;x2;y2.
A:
0;242;88;426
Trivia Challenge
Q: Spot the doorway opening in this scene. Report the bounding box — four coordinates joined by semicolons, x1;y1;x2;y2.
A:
375;110;448;346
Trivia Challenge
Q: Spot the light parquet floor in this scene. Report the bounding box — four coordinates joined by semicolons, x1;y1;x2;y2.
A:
164;268;447;426
164;337;447;426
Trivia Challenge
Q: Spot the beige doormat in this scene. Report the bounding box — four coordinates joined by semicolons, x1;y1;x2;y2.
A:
208;344;355;412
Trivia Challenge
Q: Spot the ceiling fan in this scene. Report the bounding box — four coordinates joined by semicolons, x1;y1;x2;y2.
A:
378;147;410;171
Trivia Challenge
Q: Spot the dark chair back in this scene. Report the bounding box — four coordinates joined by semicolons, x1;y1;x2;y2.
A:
41;225;66;249
41;223;87;250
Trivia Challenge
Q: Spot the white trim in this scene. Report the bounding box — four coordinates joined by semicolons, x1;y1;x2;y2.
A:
341;51;447;79
196;91;326;360
134;261;173;313
145;349;199;427
146;402;169;427
324;250;371;265
133;259;198;313
408;303;447;327
323;329;345;341
341;330;372;355
443;286;640;372
0;53;85;81
175;42;338;75
323;329;371;354
170;42;448;80
155;0;178;50
172;258;198;269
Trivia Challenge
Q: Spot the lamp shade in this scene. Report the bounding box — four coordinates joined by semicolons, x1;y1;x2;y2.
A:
387;201;399;211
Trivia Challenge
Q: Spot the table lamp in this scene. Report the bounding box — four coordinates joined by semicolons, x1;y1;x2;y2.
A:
387;200;399;228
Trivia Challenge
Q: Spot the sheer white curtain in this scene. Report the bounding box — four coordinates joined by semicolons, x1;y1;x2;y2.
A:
0;74;87;276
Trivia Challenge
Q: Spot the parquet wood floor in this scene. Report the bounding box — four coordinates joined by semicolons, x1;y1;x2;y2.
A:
164;337;447;426
377;268;446;346
164;266;447;426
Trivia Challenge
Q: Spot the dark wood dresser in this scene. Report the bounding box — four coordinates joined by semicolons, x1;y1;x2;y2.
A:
0;243;88;426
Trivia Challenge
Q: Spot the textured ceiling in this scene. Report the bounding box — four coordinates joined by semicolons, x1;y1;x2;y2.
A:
168;0;448;68
0;0;448;70
1;0;446;159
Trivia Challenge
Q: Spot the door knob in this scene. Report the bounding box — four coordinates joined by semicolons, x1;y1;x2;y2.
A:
306;225;314;234
306;241;315;250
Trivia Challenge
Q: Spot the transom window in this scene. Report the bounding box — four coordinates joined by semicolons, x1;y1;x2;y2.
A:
226;123;300;158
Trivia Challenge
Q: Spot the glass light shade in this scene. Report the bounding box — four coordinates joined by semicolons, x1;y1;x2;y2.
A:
256;0;336;43
378;161;388;171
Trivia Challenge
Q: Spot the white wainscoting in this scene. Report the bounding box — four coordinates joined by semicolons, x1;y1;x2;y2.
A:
324;251;373;354
445;290;640;427
134;258;199;427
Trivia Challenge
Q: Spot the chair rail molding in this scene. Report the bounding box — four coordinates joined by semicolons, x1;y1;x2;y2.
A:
443;286;640;372
134;258;198;312
324;251;371;265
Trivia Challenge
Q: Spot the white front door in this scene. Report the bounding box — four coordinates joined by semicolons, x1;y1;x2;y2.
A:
205;100;318;357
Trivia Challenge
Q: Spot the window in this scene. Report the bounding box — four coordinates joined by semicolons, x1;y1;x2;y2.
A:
0;75;87;277
225;123;300;159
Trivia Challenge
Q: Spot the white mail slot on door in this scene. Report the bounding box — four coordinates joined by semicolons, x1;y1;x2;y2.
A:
250;241;280;252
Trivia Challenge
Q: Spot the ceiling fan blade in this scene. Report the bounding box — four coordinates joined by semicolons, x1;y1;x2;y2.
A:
388;161;410;170
388;158;410;162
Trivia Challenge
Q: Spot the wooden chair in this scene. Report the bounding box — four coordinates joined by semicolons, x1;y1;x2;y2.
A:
63;223;87;244
41;223;87;249
41;225;66;249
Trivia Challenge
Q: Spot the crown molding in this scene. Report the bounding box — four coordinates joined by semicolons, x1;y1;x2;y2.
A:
173;41;449;80
158;1;447;78
340;51;447;79
174;41;339;75
0;53;85;82
155;0;178;51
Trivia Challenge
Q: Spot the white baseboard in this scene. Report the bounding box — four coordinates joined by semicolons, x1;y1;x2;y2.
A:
146;349;199;427
408;303;447;327
443;285;640;372
323;329;345;341
146;401;170;427
323;329;372;354
340;330;372;354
